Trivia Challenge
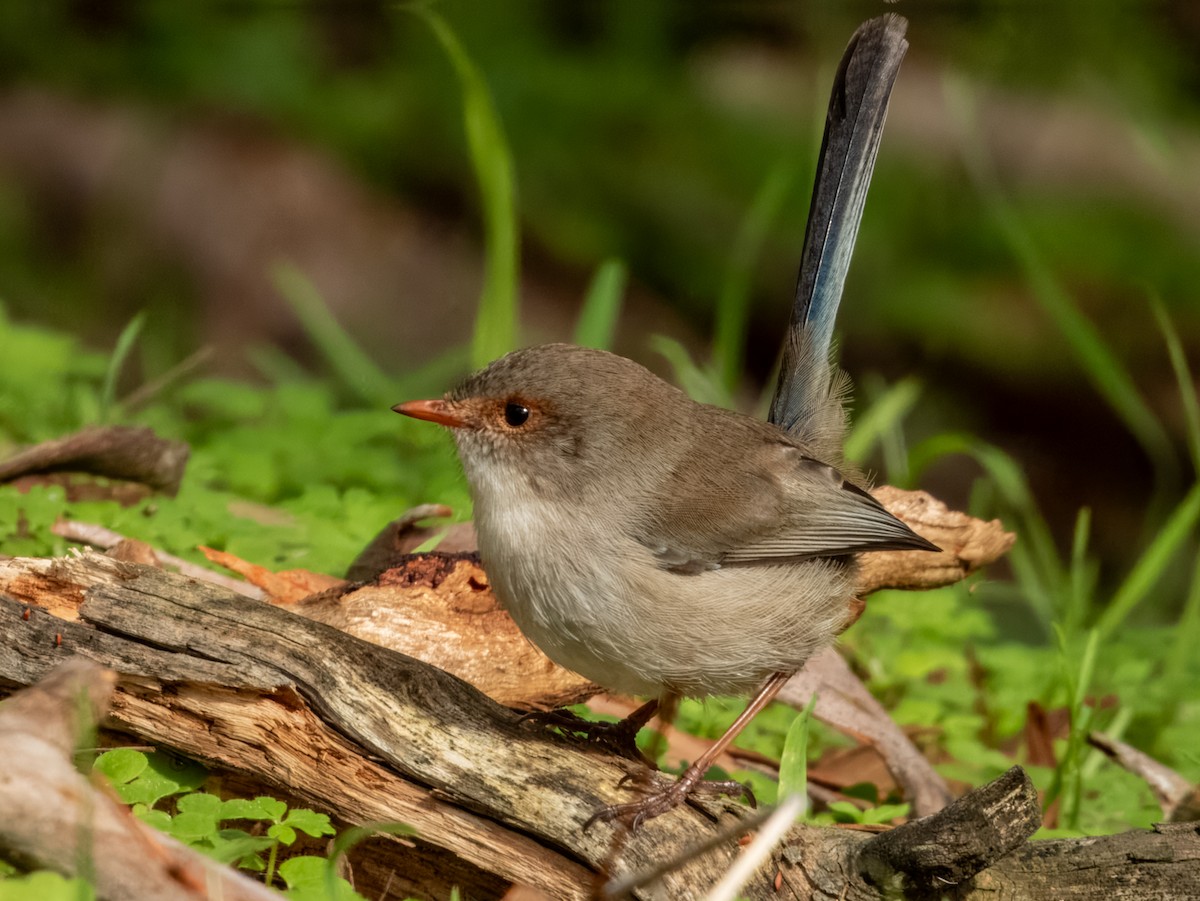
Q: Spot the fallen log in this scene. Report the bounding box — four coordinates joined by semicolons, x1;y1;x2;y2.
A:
1;552;1197;899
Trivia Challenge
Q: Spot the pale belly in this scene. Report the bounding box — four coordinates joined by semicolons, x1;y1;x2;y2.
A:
477;506;856;698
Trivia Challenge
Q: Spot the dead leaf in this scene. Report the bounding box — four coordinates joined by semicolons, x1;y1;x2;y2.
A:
199;547;345;603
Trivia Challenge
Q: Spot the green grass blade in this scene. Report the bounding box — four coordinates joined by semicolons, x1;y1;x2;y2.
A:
573;258;627;350
777;692;817;815
1065;507;1095;638
420;9;519;368
1095;480;1200;641
1048;626;1099;831
948;76;1177;488
1151;294;1200;472
1165;552;1200;689
910;432;1064;624
713;160;793;393
649;334;731;408
100;311;146;422
843;376;922;467
272;263;396;406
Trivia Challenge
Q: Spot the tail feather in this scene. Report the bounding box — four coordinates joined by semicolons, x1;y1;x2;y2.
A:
769;14;908;461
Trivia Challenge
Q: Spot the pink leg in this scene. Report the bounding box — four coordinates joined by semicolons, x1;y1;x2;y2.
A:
584;671;792;831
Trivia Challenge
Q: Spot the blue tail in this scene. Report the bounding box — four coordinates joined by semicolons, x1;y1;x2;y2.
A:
769;15;907;457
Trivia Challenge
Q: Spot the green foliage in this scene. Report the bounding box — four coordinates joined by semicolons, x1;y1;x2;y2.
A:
417;8;519;368
278;857;365;901
0;305;109;445
1094;483;1200;641
0;294;473;576
0;870;95;901
91;749;349;895
99;312;146;424
94;748;207;807
573;258;627;350
821;800;910;826
1045;628;1100;831
844;580;1190;834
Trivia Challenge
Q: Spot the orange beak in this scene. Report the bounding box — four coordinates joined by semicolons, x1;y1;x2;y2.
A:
392;399;468;429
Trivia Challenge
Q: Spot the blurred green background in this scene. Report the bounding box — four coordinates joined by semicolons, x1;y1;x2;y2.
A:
0;0;1197;593
2;0;1199;854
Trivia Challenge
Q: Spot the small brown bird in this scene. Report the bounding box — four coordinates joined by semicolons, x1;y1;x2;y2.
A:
398;343;932;701
397;14;926;828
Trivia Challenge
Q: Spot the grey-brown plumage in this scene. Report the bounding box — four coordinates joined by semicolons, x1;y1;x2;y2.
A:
420;342;934;698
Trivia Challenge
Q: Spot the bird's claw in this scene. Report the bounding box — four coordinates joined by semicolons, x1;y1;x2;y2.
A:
517;705;655;765
582;770;755;832
615;771;640;789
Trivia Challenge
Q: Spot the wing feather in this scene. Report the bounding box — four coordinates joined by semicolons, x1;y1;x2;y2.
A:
634;427;937;573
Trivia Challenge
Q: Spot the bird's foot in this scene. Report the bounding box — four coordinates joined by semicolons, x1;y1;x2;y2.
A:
583;766;756;832
518;699;658;766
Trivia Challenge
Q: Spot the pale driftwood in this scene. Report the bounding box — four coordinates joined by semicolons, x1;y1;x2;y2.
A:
290;553;597;709
2;552;1198;900
1089;731;1200;823
860;486;1016;592
52;519;265;598
0;660;281;901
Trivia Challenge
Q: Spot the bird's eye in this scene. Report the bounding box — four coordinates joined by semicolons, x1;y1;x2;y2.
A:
504;402;530;427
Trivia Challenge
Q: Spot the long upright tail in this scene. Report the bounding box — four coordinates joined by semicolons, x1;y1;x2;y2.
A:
768;15;908;462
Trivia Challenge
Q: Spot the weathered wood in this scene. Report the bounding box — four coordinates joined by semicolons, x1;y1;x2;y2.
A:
289;552;597;709
0;554;748;899
1089;730;1200;823
0;425;189;494
859;486;1015;593
2;552;1198;900
857;766;1040;891
0;659;281;901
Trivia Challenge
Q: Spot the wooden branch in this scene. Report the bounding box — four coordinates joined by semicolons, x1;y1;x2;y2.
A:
52;520;265;598
857;766;1040;891
1089;731;1200;822
860;486;1015;592
287;553;597;709
2;552;1195;900
0;659;281;901
0;425;190;495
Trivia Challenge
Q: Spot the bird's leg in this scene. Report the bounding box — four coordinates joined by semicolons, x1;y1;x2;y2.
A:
519;698;661;765
584;671;792;831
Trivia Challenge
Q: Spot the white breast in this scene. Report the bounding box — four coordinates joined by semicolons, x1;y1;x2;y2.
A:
465;453;855;698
